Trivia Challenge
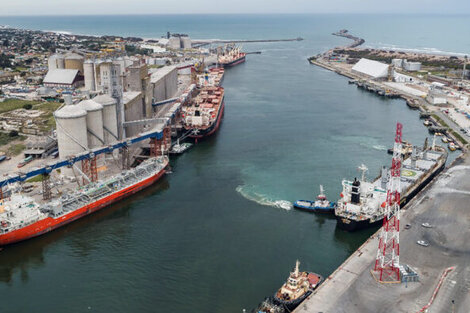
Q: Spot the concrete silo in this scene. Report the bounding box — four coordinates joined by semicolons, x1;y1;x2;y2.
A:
78;99;104;149
93;94;118;145
181;37;192;49
54;104;88;159
48;53;65;71
65;52;85;74
83;60;96;91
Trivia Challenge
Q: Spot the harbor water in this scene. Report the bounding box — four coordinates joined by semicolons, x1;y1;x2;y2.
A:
0;14;468;313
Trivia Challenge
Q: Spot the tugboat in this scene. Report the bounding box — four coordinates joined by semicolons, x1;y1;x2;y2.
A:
272;260;323;311
293;185;336;213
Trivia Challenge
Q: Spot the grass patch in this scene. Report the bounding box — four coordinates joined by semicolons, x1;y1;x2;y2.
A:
26;175;44;183
0;132;25;146
0;99;43;114
8;143;26;156
432;114;448;128
34;101;62;131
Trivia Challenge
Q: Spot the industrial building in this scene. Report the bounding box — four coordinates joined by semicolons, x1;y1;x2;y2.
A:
43;69;83;88
167;35;192;50
426;90;447;105
351;58;389;80
23;136;57;159
150;66;178;104
48;52;85;74
391;59;422;72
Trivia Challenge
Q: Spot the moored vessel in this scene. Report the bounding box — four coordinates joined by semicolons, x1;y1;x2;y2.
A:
182;86;225;140
0;156;168;246
335;142;447;232
196;67;224;87
218;45;246;68
294;185;336;213
272;260;323;311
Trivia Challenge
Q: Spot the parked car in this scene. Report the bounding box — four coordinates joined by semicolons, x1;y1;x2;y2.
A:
417;240;429;247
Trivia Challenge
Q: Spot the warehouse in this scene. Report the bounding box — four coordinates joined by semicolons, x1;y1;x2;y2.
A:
43;69;83;88
352;58;389;80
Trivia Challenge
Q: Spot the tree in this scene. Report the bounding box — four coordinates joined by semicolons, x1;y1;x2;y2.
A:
9;130;19;137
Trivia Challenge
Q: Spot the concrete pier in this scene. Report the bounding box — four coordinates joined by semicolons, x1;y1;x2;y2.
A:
295;154;470;313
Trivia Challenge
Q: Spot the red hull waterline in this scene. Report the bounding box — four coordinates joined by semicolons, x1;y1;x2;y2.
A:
0;165;167;246
188;101;225;139
222;56;246;68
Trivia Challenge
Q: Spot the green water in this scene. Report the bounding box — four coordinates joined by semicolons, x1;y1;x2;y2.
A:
0;14;464;313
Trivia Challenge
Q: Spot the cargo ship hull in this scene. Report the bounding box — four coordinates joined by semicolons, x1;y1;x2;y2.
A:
220;55;246;68
0;163;167;246
336;155;446;231
187;100;225;140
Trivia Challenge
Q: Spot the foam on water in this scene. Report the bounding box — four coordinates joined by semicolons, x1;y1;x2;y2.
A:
236;185;292;210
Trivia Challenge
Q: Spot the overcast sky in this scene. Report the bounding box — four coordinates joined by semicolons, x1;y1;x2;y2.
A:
1;0;469;15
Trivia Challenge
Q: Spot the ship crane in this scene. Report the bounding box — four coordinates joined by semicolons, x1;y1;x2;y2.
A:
373;122;403;282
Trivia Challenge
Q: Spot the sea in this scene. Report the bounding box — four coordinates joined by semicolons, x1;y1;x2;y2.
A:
0;14;468;313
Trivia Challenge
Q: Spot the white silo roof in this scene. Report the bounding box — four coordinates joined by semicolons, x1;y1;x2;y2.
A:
54;104;87;119
78;99;103;112
65;52;84;60
93;94;117;106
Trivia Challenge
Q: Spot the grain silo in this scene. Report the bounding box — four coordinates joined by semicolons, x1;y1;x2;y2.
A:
93;94;118;145
54;104;88;159
181;37;192;49
78;99;104;148
83;60;96;91
64;52;84;74
48;53;65;71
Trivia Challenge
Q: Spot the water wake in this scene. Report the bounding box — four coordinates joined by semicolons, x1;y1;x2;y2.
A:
236;185;292;210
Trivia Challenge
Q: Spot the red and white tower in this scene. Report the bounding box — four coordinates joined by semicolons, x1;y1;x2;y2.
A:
374;122;403;282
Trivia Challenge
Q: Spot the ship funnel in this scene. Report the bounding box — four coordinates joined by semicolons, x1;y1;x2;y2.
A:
351;178;361;204
381;166;388;189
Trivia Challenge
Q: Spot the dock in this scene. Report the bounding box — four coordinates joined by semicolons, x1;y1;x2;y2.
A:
191;37;303;47
295;153;470;313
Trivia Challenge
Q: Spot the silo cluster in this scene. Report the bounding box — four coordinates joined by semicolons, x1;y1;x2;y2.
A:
54;96;118;160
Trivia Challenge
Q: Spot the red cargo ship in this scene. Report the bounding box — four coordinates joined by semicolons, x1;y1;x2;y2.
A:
182;86;225;140
0;157;168;246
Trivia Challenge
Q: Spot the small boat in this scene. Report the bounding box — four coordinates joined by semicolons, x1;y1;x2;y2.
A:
294;185;336;213
273;260;323;311
169;139;193;155
423;120;432;127
448;142;457;151
441;136;449;143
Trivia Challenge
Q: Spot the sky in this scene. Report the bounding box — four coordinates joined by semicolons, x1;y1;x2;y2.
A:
0;0;469;15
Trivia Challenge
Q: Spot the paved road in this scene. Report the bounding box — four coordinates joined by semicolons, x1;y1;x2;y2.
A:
434;110;470;143
297;154;470;313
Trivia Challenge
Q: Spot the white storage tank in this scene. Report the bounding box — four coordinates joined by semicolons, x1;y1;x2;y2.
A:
181;37;192;49
54;104;88;158
48;53;65;71
93;94;118;144
84;60;96;91
78;99;104;148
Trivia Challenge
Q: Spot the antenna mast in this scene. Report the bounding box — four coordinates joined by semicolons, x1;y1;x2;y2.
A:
374;122;402;282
